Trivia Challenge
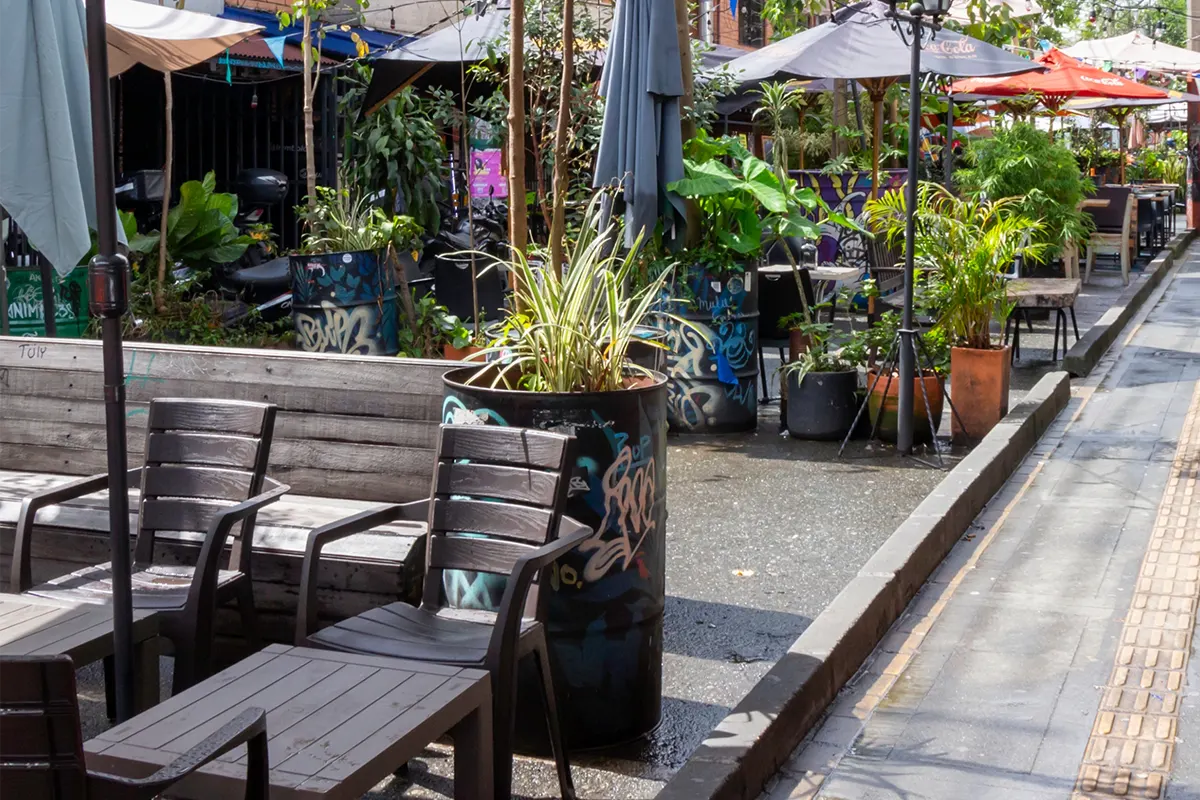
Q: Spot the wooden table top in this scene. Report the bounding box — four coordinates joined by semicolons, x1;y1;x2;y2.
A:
0;593;157;666
1008;278;1082;308
758;264;862;282
85;644;491;800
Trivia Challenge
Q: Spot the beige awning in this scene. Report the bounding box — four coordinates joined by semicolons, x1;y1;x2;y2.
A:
88;0;262;76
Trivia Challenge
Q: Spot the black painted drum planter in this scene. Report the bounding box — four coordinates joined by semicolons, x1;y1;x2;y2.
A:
656;266;760;433
290;250;400;355
442;366;668;749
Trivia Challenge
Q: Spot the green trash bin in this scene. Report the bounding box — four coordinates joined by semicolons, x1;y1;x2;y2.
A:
4;266;90;337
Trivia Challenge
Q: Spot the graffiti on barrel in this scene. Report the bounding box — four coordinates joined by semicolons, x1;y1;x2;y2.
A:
290;250;399;355
659;266;759;432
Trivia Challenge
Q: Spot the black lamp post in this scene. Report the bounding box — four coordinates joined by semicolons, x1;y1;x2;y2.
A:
884;0;953;455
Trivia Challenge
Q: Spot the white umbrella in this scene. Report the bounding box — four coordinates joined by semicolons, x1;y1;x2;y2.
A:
946;0;1041;26
1063;31;1200;74
97;0;262;76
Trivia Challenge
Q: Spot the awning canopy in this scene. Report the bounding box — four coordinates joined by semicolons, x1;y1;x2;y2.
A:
219;5;411;60
1063;31;1200;74
96;0;261;76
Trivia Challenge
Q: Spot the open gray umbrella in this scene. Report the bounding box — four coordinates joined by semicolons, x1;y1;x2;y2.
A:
725;0;1036;85
593;0;687;247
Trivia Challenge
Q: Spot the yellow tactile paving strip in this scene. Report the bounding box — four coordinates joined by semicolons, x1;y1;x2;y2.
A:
1073;381;1200;799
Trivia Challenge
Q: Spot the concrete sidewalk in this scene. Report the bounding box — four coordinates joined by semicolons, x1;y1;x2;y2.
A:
762;243;1200;800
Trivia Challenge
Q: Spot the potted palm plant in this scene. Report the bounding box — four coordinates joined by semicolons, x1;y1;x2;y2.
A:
867;183;1045;442
441;197;691;749
290;186;422;356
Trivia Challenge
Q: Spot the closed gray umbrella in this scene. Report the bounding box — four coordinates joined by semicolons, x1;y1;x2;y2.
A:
593;0;687;247
0;0;106;278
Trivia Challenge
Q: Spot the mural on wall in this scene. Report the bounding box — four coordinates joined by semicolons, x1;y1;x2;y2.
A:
290;250;399;355
792;169;907;263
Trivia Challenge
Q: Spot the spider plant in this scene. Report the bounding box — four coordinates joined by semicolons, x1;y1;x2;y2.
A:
299;186;422;254
865;183;1046;350
468;196;703;393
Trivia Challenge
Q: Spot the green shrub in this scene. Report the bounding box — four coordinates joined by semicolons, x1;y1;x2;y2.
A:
956;122;1092;264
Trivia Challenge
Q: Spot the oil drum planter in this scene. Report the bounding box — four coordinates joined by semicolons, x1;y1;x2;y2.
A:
290;250;400;355
443;368;668;749
657;264;760;433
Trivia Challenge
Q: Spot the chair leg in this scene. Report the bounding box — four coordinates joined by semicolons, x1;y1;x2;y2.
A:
758;344;771;404
1024;308;1034;334
237;581;262;654
104;655;116;721
1070;307;1080;341
489;660;518;800
1121;243;1130;286
1085;246;1095;284
1052;310;1062;362
533;638;576;800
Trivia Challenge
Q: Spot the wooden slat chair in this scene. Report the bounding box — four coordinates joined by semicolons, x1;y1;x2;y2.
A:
857;210;905;324
1084;186;1134;285
296;424;593;800
0;655;270;799
11;399;288;694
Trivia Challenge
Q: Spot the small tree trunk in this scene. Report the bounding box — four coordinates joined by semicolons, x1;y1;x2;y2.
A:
155;72;173;314
674;0;699;247
507;0;528;258
302;13;317;214
832;80;847;158
548;0;575;272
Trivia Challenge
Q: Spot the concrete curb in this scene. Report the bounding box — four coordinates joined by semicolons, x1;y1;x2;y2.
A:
1063;228;1196;377
657;371;1073;800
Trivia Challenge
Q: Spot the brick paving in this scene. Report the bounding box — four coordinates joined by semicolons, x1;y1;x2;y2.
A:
760;244;1200;800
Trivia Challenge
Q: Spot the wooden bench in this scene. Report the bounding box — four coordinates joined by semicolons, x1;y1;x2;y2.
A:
0;336;457;644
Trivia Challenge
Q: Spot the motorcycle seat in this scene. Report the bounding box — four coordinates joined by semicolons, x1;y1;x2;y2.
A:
231;256;289;290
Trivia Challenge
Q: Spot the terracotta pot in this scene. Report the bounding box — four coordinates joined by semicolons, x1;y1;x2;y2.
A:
442;343;484;361
788;331;811;362
866;370;945;444
950;345;1011;443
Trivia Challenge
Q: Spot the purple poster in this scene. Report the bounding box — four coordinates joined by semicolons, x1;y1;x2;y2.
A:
469;149;507;199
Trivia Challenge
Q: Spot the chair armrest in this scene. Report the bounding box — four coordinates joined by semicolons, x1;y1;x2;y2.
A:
185;478;290;621
10;468;141;593
295;499;429;643
88;707;269;800
484;515;593;669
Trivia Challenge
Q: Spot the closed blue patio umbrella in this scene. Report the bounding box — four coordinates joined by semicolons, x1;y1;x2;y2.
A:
592;0;688;247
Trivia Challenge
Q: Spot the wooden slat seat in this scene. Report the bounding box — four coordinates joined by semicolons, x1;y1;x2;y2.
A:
308;604;538;665
29;563;243;612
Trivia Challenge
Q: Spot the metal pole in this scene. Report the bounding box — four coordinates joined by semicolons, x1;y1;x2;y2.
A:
85;0;135;724
38;260;58;337
944;92;955;192
897;12;924;455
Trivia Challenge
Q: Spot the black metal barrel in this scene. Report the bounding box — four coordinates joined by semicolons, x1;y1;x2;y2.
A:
658;266;759;433
442;367;668;749
290;250;399;355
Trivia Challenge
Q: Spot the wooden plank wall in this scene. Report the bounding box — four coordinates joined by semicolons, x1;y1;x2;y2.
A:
0;337;457;503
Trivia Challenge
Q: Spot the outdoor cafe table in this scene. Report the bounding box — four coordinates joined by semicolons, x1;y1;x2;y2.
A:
1005;278;1082;363
84;644;493;800
0;593;159;710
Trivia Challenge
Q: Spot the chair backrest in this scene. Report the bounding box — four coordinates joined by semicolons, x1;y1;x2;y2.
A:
1087;186;1134;230
0;656;88;799
133;399;277;574
857;210;905;290
421;424;573;618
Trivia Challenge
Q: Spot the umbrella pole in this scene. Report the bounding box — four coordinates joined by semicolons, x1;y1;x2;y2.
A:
897;14;923;456
944;92;954;192
86;0;136;724
872;96;881;200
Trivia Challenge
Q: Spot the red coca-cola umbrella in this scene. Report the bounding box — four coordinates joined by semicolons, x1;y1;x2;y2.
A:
952;48;1167;182
950;47;1168;108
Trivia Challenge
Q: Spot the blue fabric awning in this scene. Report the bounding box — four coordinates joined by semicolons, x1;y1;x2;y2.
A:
218;7;411;60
